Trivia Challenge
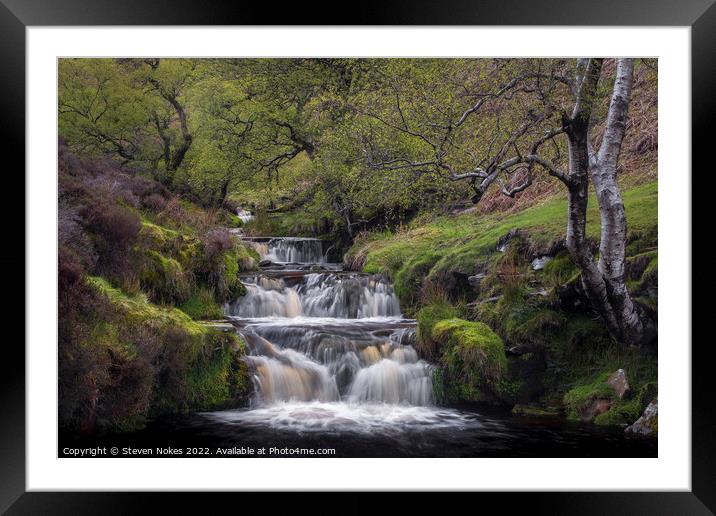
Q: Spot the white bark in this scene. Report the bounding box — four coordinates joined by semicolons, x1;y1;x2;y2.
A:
562;58;644;346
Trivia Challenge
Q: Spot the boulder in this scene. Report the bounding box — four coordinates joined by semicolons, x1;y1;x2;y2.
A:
531;256;553;270
607;369;631;399
625;399;658;436
468;273;487;288
496;228;525;253
580;399;613;421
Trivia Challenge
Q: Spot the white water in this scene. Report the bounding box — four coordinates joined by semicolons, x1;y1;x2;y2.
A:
226;273;401;319
205;401;475;434
247;237;325;264
212;236;455;434
237;209;254;224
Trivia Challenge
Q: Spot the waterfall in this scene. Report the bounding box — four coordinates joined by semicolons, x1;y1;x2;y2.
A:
224;236;435;410
226;273;401;319
237;209;254;224
247;237;324;264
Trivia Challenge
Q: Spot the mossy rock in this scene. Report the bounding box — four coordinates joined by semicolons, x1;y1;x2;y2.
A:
563;372;616;421
416;301;458;360
432;318;508;403
594;380;658;427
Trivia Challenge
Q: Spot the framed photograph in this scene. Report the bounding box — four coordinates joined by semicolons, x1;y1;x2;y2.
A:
3;0;710;512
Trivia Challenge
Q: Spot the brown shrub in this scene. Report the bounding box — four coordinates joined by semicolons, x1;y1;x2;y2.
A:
142;192;168;212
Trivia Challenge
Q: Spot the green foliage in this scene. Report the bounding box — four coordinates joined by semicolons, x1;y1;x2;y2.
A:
542;251;580;289
563;372;615;420
432;318;508;403
180;287;225;320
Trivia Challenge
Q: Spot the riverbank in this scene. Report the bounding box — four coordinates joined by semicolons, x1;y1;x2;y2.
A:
343;181;658;433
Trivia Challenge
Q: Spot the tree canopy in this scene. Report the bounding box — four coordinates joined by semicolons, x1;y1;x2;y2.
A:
59;58;656;235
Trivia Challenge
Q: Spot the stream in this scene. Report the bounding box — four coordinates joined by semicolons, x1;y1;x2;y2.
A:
59;235;656;458
190;236;654;457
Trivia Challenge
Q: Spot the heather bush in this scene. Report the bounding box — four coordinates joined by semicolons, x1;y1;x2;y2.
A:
58;142;253;434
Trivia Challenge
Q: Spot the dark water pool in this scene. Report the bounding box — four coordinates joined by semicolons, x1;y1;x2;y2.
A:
59;402;656;458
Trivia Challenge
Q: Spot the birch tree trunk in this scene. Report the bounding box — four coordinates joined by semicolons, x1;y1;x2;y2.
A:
563;58;645;346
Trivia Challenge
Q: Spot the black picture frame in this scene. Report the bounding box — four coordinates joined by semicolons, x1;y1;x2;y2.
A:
2;0;710;513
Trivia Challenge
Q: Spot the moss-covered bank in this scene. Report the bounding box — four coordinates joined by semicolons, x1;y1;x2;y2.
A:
431;318;508;403
59;277;251;434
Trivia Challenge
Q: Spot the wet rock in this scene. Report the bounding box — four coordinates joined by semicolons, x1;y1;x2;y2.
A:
580;399;613;421
607;369;631;399
468;273;487;288
625;399;658;436
496;229;525;253
259;259;274;267
531;256;553;270
201;321;236;333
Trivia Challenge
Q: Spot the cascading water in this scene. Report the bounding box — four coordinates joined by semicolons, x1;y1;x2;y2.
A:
190;236;656;456
246;237;325;264
207;236;444;433
225;273;401;319
237;209;254;224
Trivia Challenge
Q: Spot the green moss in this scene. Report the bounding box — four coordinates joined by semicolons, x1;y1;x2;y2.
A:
140;250;193;304
88;276;204;337
432;318;507;403
139;221;181;249
84;276;250;430
394;252;441;308
416;301;458;359
594;380;658;426
563;372;615;421
593;398;642;426
180;287;225;320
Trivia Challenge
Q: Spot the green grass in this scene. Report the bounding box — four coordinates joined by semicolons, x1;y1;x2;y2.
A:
180;287;225;320
88;276;205;338
349;181;658;288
